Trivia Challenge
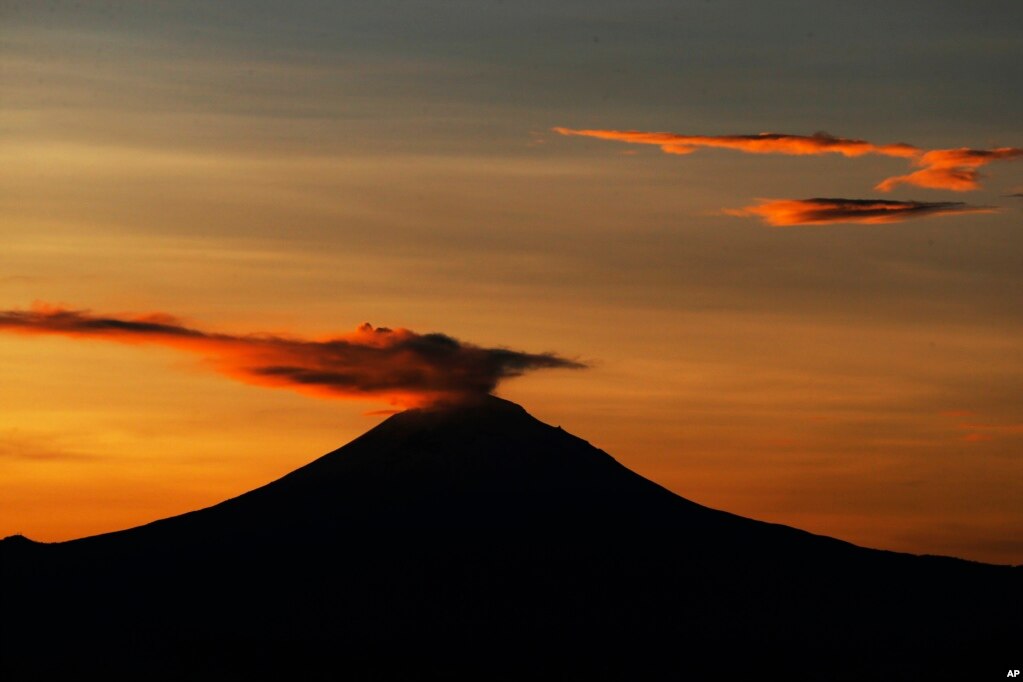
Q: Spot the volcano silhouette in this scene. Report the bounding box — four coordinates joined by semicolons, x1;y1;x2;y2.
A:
2;397;1018;679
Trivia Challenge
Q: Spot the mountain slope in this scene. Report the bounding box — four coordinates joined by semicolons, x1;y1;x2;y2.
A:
81;396;845;546
2;397;1018;679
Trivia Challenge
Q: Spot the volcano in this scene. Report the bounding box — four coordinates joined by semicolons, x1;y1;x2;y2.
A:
2;397;1018;679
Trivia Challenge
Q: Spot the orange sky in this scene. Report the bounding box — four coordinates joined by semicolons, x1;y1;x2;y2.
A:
2;2;1022;565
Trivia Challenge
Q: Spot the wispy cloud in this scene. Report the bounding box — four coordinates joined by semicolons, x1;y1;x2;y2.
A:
726;198;996;226
552;127;918;159
554;127;1021;192
0;431;97;462
877;147;1023;192
0;304;585;407
938;411;1023;443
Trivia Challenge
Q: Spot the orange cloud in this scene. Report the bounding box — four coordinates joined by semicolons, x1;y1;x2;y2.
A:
555;127;1022;192
938;410;1023;443
0;304;584;407
552;127;919;159
726;198;996;226
877;147;1023;192
956;422;1023;443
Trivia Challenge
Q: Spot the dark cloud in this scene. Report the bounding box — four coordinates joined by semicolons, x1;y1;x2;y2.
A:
726;198;996;226
0;304;585;407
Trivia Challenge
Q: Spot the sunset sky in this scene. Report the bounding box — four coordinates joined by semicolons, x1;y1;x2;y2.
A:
2;1;1022;564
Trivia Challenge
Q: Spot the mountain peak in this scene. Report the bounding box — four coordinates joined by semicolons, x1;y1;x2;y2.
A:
366;394;564;449
382;393;532;429
405;393;526;414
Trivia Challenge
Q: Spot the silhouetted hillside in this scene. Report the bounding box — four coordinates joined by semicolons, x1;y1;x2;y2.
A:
2;397;1018;680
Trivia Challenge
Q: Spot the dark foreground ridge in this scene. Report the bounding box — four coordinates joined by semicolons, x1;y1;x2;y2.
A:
2;397;1019;679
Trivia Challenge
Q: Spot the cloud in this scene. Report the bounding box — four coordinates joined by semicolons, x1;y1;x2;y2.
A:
552;127;918;159
554;127;1022;192
877;147;1023;192
726;198;996;226
0;431;97;462
956;423;1023;443
938;410;1023;443
0;303;585;407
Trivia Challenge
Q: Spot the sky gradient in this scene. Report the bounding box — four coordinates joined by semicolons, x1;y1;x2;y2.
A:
2;1;1022;563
